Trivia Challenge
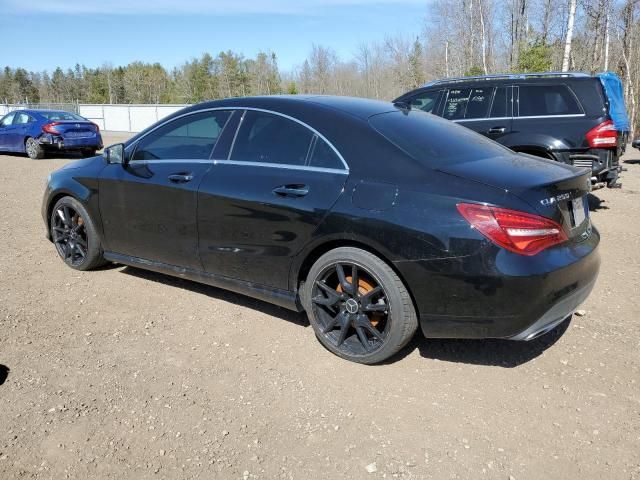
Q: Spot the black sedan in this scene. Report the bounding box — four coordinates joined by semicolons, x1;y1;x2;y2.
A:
42;96;600;364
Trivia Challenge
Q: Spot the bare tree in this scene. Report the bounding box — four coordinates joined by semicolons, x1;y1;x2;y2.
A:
562;0;577;71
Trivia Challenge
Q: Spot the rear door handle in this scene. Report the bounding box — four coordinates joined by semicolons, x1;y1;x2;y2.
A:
272;184;309;197
488;126;506;134
168;173;194;183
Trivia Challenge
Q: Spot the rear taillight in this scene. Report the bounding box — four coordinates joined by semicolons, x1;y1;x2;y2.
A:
42;122;61;134
585;120;618;148
457;203;568;256
91;122;100;132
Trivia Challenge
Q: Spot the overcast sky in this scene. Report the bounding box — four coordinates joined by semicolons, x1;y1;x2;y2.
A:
1;0;428;73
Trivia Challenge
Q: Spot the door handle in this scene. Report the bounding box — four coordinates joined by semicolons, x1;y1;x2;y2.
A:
488;126;506;134
272;184;309;197
168;173;194;183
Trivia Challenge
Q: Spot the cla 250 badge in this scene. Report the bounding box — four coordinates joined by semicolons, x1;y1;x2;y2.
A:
540;192;571;206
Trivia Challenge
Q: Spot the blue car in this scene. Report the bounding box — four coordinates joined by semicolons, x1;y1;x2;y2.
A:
0;109;103;159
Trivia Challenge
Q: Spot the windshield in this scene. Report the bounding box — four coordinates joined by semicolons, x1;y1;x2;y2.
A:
369;110;511;167
39;111;85;121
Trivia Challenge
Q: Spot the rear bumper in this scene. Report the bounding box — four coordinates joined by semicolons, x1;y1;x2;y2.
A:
38;133;103;150
555;148;621;186
509;274;596;340
397;229;600;340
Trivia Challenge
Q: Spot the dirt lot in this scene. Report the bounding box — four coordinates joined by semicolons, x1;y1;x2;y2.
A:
1;133;639;480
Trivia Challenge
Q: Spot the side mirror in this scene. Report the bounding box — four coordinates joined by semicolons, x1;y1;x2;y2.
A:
104;143;127;165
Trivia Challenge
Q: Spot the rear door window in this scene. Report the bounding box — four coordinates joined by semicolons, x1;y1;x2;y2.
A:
490;87;509;118
230;110;314;166
409;90;441;113
308;136;344;170
13;113;33;125
464;88;493;119
518;85;582;116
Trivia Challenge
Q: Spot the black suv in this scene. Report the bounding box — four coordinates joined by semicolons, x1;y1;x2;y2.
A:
394;72;628;187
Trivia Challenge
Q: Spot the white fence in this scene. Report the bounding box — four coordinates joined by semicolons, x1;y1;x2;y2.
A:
79;104;189;132
0;103;191;133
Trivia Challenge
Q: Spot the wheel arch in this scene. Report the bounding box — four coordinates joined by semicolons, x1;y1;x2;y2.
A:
23;135;33;153
511;146;556;161
45;191;78;234
292;238;420;318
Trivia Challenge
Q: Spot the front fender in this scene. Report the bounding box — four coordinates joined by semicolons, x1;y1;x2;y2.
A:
42;157;106;240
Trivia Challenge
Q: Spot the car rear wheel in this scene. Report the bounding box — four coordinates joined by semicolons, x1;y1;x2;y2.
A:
25;137;44;159
303;247;417;364
50;196;106;271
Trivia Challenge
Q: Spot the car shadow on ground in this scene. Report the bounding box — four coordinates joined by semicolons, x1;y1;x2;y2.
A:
0;364;9;385
385;317;571;367
118;265;571;367
587;192;609;211
0;151;85;161
119;266;309;328
623;158;640;165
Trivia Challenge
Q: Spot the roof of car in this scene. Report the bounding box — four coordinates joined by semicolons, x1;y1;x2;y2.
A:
421;71;593;87
191;95;397;120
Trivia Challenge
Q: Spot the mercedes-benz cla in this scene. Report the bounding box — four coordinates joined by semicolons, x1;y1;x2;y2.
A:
42;96;599;363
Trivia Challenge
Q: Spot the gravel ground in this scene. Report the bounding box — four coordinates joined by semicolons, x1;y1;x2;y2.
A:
1;134;639;480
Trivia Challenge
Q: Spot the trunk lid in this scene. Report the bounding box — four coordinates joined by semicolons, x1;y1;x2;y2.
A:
437;153;592;240
48;121;99;138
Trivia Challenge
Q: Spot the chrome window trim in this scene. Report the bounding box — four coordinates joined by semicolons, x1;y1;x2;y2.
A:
515;114;586;119
453;116;511;123
453;113;586;123
125;106;349;172
213;159;348;175
132;159;219;165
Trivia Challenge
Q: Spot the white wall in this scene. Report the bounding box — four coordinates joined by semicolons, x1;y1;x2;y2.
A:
79;104;190;132
0;104;190;132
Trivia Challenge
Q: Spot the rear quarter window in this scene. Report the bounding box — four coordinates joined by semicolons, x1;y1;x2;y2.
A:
369;110;511;167
518;85;582;116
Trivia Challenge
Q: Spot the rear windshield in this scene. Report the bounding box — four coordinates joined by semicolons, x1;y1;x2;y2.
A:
39;111;85;121
369;110;511;166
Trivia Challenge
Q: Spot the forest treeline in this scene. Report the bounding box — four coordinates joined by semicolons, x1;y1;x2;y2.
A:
1;0;639;129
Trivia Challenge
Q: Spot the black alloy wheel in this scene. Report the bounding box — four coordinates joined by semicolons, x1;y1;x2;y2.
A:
305;247;417;364
52;203;89;268
312;261;391;356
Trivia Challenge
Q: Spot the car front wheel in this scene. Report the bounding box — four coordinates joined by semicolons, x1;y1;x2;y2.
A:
50;196;106;271
303;247;417;364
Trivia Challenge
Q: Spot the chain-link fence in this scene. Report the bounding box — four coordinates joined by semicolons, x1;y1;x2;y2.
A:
0;102;79;116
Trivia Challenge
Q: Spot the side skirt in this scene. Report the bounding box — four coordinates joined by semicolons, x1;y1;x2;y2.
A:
103;251;303;312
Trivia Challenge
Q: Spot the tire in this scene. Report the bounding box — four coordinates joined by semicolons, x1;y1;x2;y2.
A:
25;137;45;159
50;196;107;271
302;247;417;364
81;149;97;158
